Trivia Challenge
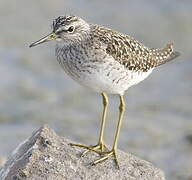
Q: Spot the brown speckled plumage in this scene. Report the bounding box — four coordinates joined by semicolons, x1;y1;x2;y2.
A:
49;15;181;94
90;25;180;72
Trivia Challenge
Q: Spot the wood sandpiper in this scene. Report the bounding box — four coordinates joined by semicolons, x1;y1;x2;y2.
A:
29;15;180;168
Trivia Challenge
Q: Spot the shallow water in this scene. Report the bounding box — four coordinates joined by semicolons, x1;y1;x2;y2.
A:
0;0;192;179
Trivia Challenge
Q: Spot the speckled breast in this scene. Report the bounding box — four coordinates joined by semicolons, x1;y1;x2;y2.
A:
55;44;153;95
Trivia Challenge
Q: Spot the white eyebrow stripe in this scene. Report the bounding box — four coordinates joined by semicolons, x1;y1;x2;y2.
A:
55;26;69;33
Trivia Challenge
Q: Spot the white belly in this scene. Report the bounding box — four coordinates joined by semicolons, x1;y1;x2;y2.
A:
76;64;153;95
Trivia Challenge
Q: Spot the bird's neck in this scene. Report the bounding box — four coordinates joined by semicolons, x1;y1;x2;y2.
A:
56;34;92;50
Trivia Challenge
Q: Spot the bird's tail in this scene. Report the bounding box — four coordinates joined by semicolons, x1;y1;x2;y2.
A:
150;43;180;67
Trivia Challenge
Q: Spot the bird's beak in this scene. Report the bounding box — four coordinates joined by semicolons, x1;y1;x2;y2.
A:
29;32;57;48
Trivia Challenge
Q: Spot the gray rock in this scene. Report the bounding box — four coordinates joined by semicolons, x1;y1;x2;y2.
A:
0;125;165;180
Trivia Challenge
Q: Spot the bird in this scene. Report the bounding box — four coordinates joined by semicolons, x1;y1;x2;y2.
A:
29;15;180;168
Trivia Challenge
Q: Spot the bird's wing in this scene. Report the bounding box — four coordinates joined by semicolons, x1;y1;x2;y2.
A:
93;25;180;72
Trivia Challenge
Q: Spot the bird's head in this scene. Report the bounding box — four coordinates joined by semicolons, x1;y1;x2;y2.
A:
29;15;90;48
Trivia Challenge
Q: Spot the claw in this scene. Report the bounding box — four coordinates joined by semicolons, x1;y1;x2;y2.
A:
92;149;120;168
81;143;108;157
69;142;108;156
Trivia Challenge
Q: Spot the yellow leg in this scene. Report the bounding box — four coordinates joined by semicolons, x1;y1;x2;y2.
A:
92;95;125;168
70;93;109;155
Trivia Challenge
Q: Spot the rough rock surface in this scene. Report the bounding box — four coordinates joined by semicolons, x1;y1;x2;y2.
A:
0;125;165;180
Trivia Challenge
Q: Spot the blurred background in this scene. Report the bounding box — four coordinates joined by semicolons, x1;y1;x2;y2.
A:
0;0;192;179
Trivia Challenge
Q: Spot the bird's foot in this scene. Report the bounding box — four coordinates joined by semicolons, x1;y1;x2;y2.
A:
91;149;119;168
69;141;108;156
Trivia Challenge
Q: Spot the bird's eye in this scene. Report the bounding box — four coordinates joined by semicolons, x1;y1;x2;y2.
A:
67;26;74;33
